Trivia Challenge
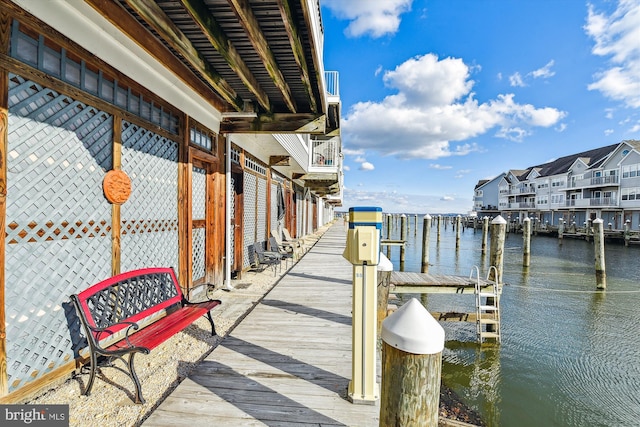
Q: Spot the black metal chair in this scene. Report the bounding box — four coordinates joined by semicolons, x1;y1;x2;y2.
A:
269;236;294;269
251;242;281;276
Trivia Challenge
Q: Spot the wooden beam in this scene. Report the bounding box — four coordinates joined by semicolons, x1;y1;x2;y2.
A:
269;155;290;166
111;116;122;277
0;12;9;397
227;0;297;113
82;0;228;113
120;0;244;111
276;0;318;113
179;0;272;113
220;113;325;134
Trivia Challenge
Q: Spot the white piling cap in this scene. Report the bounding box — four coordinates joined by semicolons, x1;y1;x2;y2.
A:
593;218;603;224
381;298;444;355
492;215;507;225
377;252;393;272
424;214;432;220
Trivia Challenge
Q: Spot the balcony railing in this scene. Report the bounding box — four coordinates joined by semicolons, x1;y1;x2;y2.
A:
325;71;339;97
509;202;536;209
565;197;618;207
569;175;619;188
311;139;339;168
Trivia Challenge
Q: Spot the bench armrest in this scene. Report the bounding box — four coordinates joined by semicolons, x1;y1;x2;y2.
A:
88;321;144;353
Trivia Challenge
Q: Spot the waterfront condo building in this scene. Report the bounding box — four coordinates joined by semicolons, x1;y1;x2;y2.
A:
473;140;640;229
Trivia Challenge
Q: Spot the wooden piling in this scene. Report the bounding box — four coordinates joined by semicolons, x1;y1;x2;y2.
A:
400;214;407;265
377;254;393;336
523;217;531;267
593;218;606;289
455;215;461;249
481;216;489;255
386;213;392;259
422;214;431;273
489;216;506;285
624;220;630;247
380;299;444;427
558;219;564;245
414;214;418;235
437;216;441;242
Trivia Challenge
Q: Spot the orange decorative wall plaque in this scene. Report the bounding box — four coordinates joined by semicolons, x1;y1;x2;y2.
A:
103;170;132;204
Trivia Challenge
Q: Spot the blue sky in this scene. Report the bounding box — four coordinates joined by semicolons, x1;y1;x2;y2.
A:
320;0;640;214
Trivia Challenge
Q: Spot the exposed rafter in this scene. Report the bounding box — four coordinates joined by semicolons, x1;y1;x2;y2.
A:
227;0;297;113
276;0;318;113
122;0;244;111
179;0;272;113
220;113;326;134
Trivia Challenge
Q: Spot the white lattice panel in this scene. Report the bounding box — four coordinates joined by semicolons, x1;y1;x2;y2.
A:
230;175;235;267
192;167;206;219
257;176;267;244
192;228;205;282
5;74;113;392
120;122;179;273
242;172;257;268
191;167;206;282
270;183;278;234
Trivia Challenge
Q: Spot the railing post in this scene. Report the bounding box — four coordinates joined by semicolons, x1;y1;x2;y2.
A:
380;299;444;427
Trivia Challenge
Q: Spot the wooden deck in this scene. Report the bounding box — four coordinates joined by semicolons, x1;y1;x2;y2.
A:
390;271;496;294
143;223;380;426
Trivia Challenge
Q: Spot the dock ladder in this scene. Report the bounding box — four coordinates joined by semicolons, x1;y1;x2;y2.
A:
470;266;501;343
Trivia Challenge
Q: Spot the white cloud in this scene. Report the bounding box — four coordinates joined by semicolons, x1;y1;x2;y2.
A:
509;72;526;87
341;188;471;214
359;161;375;171
429;163;452;170
604;128;615;135
530;60;556;79
323;0;413;38
343;147;366;156
343;165;351;171
354;156;367;163
342;53;566;159
555;123;568;132
585;0;640;108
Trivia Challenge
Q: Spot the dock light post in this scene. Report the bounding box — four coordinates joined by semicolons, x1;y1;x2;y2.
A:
343;207;382;404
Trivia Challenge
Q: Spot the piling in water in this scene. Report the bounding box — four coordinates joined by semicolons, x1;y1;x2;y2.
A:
455;215;461;249
400;214;407;265
523;217;531;267
481;217;489;255
593;218;606;290
422;214;431;273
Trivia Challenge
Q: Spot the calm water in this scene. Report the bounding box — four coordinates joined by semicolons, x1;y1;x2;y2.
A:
385;217;640;427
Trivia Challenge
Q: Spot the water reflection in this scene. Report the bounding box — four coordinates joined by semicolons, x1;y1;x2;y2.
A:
383;217;640;427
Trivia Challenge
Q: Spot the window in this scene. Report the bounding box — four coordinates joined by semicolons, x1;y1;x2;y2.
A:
622;164;640;178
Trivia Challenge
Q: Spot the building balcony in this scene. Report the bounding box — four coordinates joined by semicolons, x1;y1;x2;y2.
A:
509;202;536;209
565;197;618;208
568;175;619;189
509;186;536;195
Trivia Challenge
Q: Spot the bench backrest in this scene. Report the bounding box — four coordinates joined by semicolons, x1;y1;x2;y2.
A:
72;267;182;339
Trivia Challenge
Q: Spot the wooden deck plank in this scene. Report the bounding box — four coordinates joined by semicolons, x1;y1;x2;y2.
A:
143;223;380;427
390;271;499;294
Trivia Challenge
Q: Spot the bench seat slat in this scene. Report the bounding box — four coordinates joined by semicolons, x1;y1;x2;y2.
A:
107;300;221;351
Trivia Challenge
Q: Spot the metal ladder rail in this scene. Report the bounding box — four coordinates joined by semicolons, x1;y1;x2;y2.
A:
470;265;501;343
469;266;482;339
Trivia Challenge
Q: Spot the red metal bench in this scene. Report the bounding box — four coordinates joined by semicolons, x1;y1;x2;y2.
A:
70;267;221;404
